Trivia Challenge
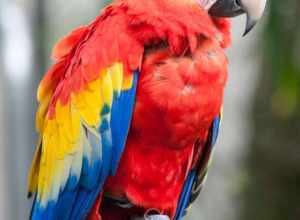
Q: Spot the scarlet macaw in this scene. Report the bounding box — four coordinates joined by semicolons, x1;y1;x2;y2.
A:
27;0;267;219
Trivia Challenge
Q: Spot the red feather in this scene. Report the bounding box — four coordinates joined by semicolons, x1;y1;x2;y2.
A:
103;0;230;218
52;26;89;60
105;36;228;218
39;0;231;219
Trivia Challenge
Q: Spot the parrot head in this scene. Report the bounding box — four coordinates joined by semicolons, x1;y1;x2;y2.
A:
207;0;267;35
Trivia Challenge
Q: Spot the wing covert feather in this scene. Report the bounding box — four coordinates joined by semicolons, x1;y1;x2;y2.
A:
28;5;143;220
174;114;222;220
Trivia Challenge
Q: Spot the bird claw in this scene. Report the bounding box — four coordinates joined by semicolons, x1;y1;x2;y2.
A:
131;215;170;220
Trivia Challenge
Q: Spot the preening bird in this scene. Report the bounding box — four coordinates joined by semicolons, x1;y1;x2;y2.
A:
27;0;267;219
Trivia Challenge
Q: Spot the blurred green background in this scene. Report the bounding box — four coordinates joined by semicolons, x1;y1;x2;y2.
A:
0;0;299;219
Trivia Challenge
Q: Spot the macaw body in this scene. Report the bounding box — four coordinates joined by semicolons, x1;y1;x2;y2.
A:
103;37;228;218
28;0;233;219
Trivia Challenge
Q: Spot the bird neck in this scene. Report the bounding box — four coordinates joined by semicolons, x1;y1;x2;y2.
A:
117;0;217;9
113;0;232;49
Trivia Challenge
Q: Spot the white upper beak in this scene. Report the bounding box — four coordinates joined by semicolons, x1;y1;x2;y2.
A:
209;0;267;35
241;0;267;21
241;0;267;35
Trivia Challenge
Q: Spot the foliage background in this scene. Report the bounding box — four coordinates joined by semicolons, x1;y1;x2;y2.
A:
243;1;300;219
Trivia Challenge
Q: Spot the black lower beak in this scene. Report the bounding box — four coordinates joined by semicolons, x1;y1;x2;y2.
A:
209;0;257;36
209;0;244;17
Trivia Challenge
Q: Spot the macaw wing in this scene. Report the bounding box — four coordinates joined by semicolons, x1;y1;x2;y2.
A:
28;6;143;220
174;114;222;220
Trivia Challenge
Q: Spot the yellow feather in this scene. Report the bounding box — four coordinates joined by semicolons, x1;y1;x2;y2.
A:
69;107;81;146
101;69;113;107
61;155;73;188
51;159;64;201
86;79;102;108
110;62;123;94
122;73;134;90
30;62;130;208
27;139;42;195
41;136;55;205
36;92;52;132
73;91;100;126
55;103;70;159
73;92;87;110
80;108;100;126
37;82;48;103
88;78;101;90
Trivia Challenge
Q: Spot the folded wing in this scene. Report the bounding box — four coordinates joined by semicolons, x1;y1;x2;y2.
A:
174;114;222;220
28;5;143;220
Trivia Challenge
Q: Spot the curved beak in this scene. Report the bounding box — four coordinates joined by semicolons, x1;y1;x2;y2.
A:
209;0;267;36
244;14;258;36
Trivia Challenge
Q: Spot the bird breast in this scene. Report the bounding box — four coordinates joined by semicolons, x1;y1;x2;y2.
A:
131;38;228;148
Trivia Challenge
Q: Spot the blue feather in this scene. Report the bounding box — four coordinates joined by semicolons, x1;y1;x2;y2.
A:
30;70;139;220
31;200;44;220
174;115;221;220
81;129;102;189
174;171;197;220
68;71;139;219
69;122;111;219
111;71;138;174
211;116;220;147
51;189;77;220
31;176;80;220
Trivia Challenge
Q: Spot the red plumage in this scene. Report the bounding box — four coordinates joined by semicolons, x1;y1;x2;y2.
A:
101;0;229;218
104;38;228;218
43;0;230;219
